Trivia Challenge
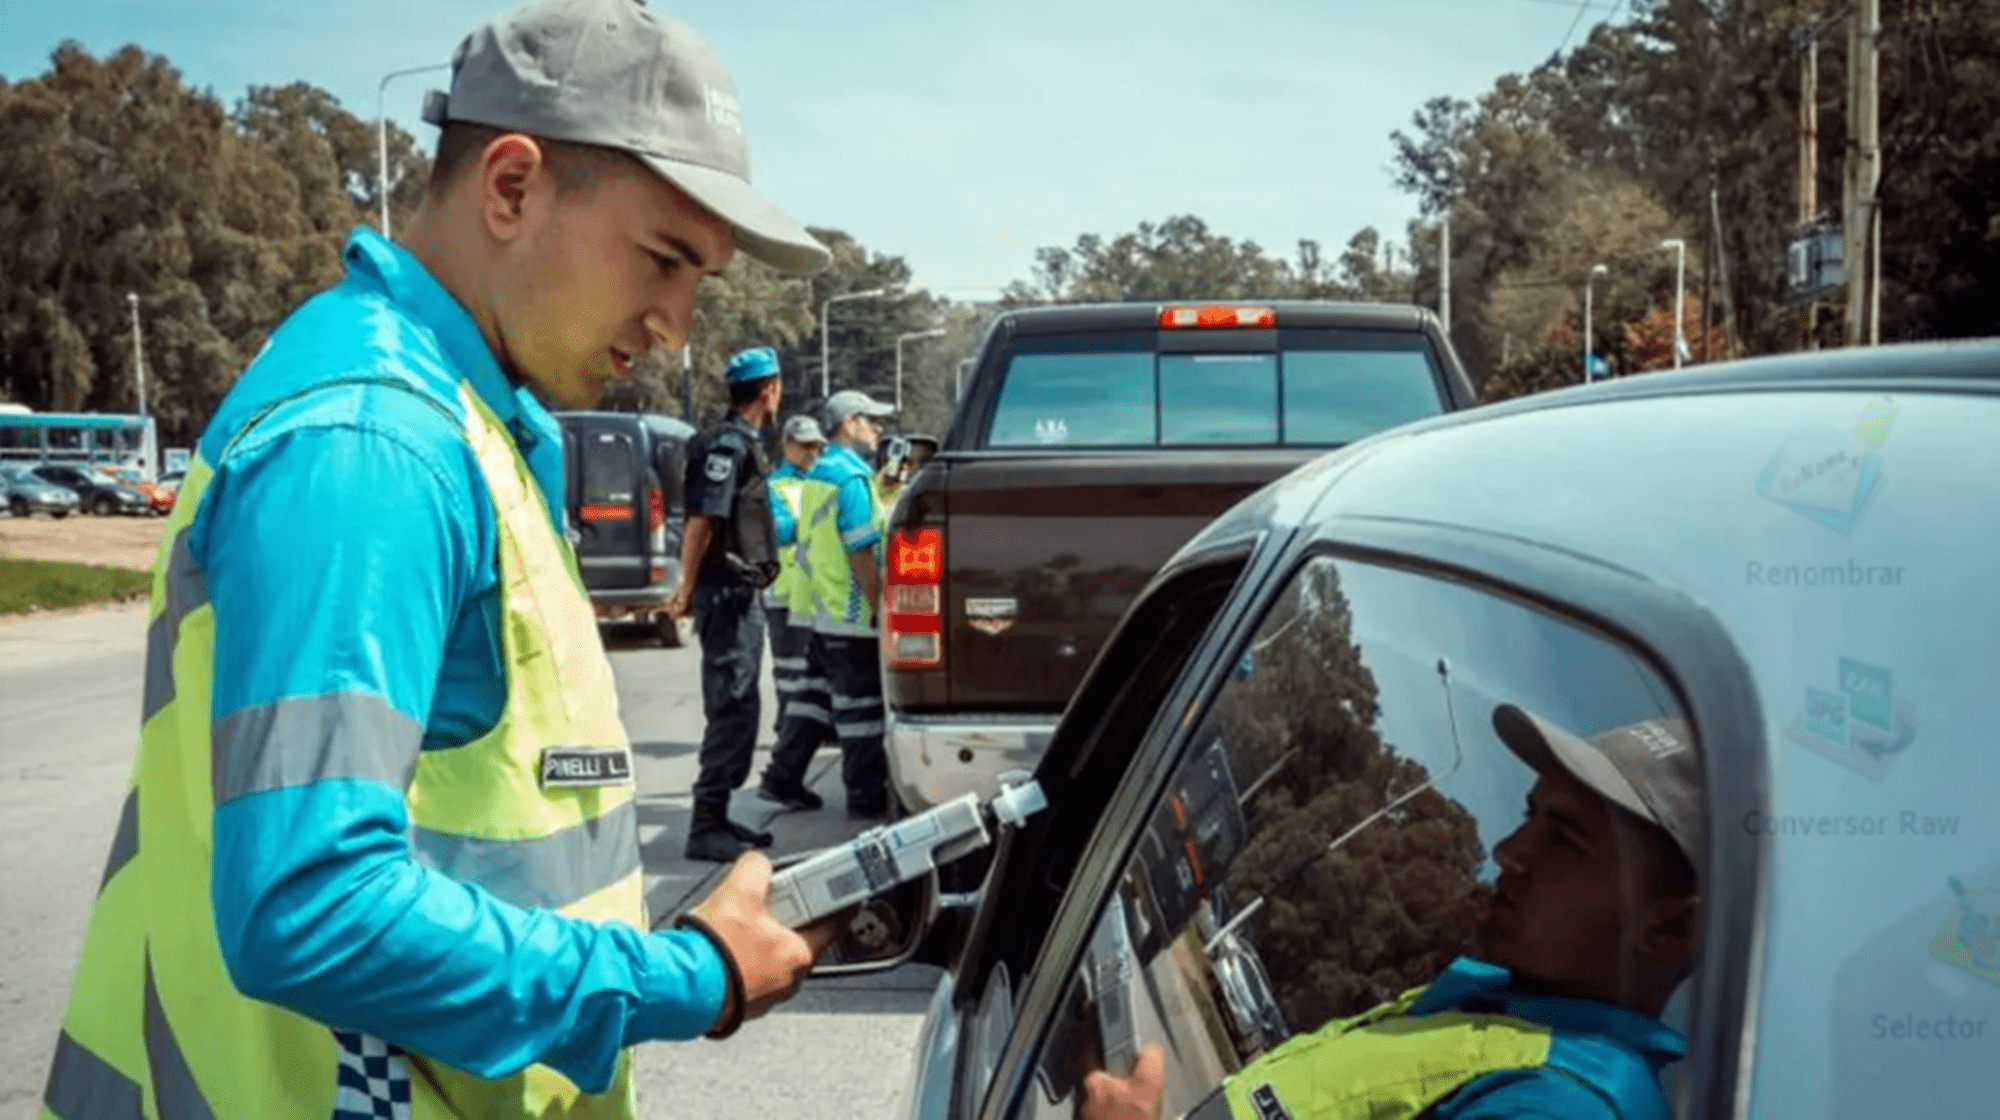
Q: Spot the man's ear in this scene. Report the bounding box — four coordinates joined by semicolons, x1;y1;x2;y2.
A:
1640;892;1701;967
479;134;550;244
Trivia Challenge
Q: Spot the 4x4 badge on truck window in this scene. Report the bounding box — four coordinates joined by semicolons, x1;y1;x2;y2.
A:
966;598;1018;635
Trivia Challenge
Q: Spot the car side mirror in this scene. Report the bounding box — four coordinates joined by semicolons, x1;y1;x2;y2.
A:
809;864;938;976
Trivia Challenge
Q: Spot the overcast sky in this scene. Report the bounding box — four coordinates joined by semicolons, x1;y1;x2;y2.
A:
2;0;1626;299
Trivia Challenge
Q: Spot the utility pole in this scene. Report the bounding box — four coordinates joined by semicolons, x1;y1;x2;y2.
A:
1800;33;1820;349
1660;240;1687;369
1843;0;1881;347
126;293;148;420
1709;179;1737;359
1439;214;1452;335
1583;264;1607;382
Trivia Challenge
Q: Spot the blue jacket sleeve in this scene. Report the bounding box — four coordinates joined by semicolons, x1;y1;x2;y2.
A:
1425;1067;1621;1120
199;414;724;1093
834;475;880;553
771;479;798;547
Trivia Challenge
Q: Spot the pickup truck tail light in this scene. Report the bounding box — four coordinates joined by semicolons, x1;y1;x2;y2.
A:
1159;304;1276;329
885;526;944;668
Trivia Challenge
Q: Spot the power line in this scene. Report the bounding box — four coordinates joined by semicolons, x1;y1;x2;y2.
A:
1556;0;1596;53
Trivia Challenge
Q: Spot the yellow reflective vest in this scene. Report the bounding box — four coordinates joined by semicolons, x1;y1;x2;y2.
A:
42;382;646;1120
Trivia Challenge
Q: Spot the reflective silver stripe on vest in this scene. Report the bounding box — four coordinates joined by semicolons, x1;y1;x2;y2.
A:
212;692;423;805
141;527;210;723
411;798;640;911
143;956;215;1120
99;789;139;891
44;1031;141;1120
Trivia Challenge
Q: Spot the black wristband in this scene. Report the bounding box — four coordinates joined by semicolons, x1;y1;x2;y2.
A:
674;913;746;1040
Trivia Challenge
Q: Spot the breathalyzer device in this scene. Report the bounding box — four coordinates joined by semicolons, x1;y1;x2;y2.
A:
765;780;1048;928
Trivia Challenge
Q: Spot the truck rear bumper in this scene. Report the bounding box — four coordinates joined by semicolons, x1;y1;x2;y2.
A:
887;712;1056;813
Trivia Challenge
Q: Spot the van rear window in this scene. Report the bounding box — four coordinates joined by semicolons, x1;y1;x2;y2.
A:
984;333;1445;449
580;430;637;504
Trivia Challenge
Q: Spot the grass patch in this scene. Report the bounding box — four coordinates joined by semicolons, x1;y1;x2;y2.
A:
0;559;152;615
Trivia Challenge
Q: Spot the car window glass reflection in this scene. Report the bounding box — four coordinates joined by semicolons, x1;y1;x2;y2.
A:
1027;557;1704;1120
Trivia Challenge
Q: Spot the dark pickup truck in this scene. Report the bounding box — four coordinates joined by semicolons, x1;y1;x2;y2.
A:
878;300;1477;811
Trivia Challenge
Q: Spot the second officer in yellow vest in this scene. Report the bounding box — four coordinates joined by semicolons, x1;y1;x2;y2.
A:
758;413;834;811
38;4;839;1119
764;389;898;818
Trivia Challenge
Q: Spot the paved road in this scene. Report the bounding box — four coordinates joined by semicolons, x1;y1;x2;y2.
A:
0;603;931;1120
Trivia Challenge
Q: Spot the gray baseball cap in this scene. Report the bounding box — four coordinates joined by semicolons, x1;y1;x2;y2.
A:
781;414;826;444
421;0;829;276
1493;705;1706;880
823;390;895;432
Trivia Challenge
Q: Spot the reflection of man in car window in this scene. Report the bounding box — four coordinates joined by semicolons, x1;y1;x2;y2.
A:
1081;706;1704;1120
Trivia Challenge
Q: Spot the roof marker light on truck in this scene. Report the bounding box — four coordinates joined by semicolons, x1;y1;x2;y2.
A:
1159;305;1276;329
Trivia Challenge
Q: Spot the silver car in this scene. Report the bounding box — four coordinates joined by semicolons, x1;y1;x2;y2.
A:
821;341;1998;1120
1;463;79;518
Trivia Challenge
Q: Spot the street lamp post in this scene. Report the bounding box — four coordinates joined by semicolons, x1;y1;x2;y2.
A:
819;288;889;398
377;63;453;238
1583;263;1609;381
1660;239;1687;369
894;329;947;413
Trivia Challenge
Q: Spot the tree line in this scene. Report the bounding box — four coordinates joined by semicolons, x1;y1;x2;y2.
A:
6;5;1996;443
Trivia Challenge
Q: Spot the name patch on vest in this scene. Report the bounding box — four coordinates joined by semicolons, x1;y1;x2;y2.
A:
1248;1083;1295;1120
540;747;634;788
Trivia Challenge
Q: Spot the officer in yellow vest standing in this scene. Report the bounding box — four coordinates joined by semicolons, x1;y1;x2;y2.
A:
769;389;897;819
1079;709;1705;1120
38;3;842;1119
757;414;834;812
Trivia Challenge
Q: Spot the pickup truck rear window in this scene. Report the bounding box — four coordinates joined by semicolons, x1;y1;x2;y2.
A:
985;333;1445;448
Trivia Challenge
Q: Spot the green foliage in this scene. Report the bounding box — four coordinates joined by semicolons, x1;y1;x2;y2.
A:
0;43;429;445
1216;561;1487;1029
0;558;152;614
1395;0;2000;393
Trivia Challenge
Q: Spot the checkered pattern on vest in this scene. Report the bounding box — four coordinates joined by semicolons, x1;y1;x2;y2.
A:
332;1030;413;1120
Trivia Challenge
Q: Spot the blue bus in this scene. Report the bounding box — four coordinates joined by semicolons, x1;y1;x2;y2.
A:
0;410;159;478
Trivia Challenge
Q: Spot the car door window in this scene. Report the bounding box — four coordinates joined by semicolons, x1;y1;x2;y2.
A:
1016;555;1703;1120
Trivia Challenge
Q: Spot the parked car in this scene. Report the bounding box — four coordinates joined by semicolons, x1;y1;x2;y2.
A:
833;342;1995;1120
0;462;79;518
93;464;175;515
556;410;695;646
880;301;1476;813
31;463;150;516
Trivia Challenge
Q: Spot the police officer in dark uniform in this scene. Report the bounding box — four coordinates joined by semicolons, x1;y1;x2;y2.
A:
668;346;785;861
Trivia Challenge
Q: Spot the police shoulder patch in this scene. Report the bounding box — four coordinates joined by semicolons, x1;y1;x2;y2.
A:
705;451;736;483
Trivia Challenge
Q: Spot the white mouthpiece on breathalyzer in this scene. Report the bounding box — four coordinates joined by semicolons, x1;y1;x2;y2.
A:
990;779;1047;827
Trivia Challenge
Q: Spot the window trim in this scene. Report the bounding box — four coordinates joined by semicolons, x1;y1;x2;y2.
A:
978;516;1768;1120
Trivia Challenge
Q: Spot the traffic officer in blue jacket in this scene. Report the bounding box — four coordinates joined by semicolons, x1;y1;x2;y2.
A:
36;3;839;1117
668;346;786;861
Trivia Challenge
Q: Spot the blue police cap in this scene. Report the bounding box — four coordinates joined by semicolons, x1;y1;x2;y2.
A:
726;346;781;384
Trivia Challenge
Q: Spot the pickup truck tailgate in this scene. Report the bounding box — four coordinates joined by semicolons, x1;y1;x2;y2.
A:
937;450;1312;711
